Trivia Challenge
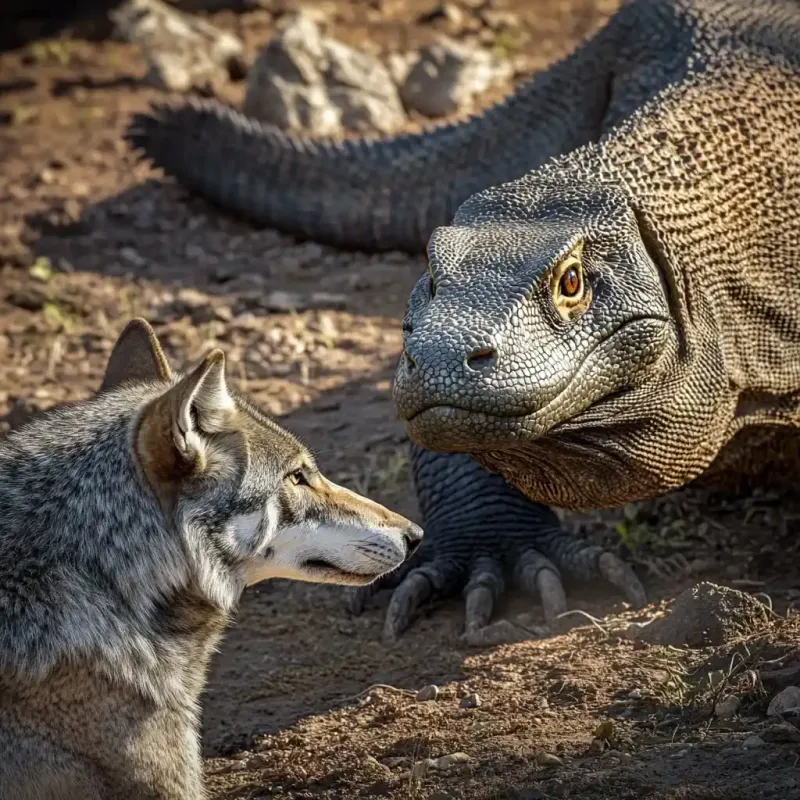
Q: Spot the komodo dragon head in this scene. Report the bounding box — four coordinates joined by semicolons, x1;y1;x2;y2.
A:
393;176;729;510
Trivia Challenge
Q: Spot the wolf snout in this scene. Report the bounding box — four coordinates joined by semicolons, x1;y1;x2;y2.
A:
402;522;423;557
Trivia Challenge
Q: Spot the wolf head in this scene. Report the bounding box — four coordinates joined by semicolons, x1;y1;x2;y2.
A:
100;319;422;600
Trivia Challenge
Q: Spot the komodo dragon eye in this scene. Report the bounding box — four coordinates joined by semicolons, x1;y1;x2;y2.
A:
560;267;581;297
551;243;590;320
427;264;437;298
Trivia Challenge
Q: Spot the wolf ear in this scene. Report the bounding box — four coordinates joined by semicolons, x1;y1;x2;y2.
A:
170;349;237;463
100;318;173;393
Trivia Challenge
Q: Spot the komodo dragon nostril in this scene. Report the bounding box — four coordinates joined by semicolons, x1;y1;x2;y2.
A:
404;350;417;371
465;348;498;372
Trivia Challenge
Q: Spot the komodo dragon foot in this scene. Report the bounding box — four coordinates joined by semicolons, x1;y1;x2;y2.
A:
349;449;645;643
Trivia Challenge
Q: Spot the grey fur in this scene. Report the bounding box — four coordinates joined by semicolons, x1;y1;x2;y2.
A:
0;319;421;799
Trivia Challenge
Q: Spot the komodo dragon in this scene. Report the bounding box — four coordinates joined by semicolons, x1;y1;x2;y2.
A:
127;0;800;642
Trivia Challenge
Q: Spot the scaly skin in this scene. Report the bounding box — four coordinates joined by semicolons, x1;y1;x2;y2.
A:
128;0;800;640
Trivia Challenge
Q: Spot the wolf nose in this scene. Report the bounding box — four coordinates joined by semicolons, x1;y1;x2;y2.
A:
403;523;423;557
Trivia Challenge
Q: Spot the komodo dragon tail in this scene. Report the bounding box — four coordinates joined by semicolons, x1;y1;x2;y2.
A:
125;32;613;253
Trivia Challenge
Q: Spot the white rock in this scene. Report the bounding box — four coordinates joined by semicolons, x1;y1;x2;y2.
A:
243;15;405;135
400;36;512;117
111;0;245;93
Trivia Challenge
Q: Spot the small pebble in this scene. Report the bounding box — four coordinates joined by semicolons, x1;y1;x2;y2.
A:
535;751;563;767
416;684;439;702
714;695;741;719
628;688;642;699
432;752;471;769
119;246;147;268
460;693;481;709
362;755;393;778
742;735;767;750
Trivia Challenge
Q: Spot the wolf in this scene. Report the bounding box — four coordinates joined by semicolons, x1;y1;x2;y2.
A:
0;317;422;800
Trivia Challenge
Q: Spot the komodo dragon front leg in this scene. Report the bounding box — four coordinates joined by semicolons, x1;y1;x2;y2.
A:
350;447;645;641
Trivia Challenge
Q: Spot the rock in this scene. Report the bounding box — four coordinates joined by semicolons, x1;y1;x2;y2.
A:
243;15;405;135
767;686;800;717
111;0;246;93
416;684;439;702
742;735;766;750
714;695;741;719
628;582;771;648
400;37;512;117
119;247;147;269
256;290;348;313
535;751;563;767
762;721;800;743
627;688;642;700
361;755;394;779
460;693;481;708
431;752;470;769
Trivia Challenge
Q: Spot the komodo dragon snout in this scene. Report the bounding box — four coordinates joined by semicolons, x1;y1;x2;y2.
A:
393;179;677;456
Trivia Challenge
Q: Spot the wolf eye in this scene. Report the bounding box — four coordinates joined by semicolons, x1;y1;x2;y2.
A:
289;469;309;486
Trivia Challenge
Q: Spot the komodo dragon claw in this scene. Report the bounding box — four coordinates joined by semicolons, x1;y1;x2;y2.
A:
348;450;646;642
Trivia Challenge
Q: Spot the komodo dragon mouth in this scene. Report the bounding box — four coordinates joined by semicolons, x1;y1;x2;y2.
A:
397;313;671;452
394;315;671;452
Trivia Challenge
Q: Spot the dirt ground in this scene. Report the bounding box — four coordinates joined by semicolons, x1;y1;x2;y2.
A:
2;1;800;798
